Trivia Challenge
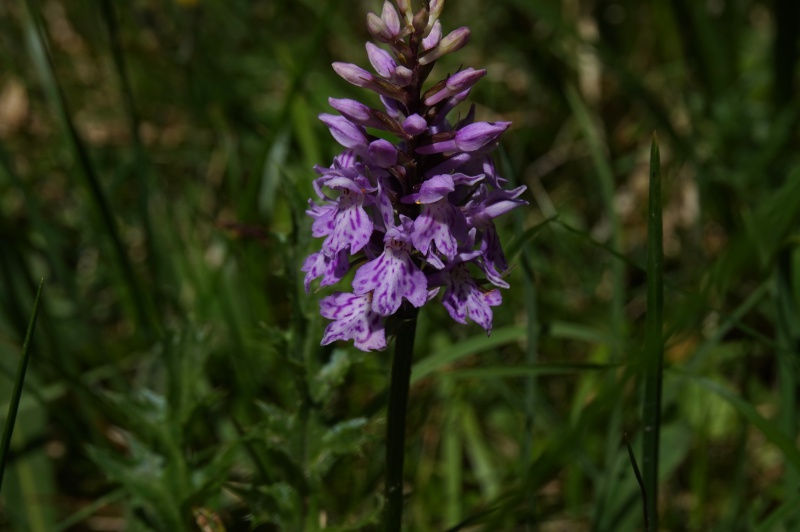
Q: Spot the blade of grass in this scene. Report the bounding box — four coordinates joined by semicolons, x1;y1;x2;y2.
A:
0;278;43;492
20;0;155;338
641;133;664;531
755;493;800;532
410;326;525;385
674;372;800;471
446;363;616;379
624;434;649;532
566;82;629;529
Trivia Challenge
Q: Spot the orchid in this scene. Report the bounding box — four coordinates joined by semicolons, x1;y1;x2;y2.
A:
304;0;527;352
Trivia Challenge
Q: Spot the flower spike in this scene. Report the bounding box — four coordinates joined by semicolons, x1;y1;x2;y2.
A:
304;0;527;350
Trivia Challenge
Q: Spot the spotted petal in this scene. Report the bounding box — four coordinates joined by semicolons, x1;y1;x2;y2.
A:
301;250;350;292
320;292;387;351
437;263;502;333
353;243;427;316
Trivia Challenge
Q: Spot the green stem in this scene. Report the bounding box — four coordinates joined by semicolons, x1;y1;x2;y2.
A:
384;305;419;532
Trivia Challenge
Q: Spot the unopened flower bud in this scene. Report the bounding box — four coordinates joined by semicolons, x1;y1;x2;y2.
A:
332;62;374;88
419;26;470;66
366;42;396;78
319;113;368;149
424;68;486;105
454;121;510;151
422;20;442;51
412;8;429;35
368;139;398;167
395;0;413;23
402;114;428;136
392;66;413;86
381;1;401;37
427;0;445;31
367;12;394;43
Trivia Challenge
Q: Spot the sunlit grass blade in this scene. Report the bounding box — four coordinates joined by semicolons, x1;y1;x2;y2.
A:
0;278;43;492
641;133;664;530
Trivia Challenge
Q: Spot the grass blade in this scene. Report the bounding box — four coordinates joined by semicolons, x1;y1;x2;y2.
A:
410;326;525;385
624;434;649;532
20;0;155;337
641;133;664;530
676;372;800;471
0;278;44;492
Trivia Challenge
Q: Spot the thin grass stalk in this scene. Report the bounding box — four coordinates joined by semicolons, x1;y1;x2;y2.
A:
624;434;649;532
566;83;628;526
0;279;43;492
641;133;664;531
20;0;155;338
97;0;160;283
384;306;419;532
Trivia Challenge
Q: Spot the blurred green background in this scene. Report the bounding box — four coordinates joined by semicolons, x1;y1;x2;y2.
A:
1;0;799;530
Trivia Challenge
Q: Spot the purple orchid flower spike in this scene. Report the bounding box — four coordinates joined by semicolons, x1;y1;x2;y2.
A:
303;0;528;352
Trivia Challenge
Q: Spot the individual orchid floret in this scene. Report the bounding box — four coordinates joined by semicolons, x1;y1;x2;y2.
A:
402;174;468;262
352;221;428;316
433;262;503;333
301;250;350;292
320;292;387;351
310;178;374;257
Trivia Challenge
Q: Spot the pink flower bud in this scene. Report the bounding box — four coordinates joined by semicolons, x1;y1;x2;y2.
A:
422;20;442;51
424;68;486;105
366;42;397;78
332;62;374;88
419;27;470;66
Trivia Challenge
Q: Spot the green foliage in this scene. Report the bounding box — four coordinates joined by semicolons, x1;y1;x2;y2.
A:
0;0;799;530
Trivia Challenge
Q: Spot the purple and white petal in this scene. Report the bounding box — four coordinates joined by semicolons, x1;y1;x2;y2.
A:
410;199;467;260
301;250;350;292
320;292;387;351
352;241;427;315
440;264;502;333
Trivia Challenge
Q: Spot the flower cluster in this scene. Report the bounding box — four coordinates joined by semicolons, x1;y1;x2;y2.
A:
303;0;527;351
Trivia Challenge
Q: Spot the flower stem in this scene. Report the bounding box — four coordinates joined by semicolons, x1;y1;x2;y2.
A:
384;305;419;532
